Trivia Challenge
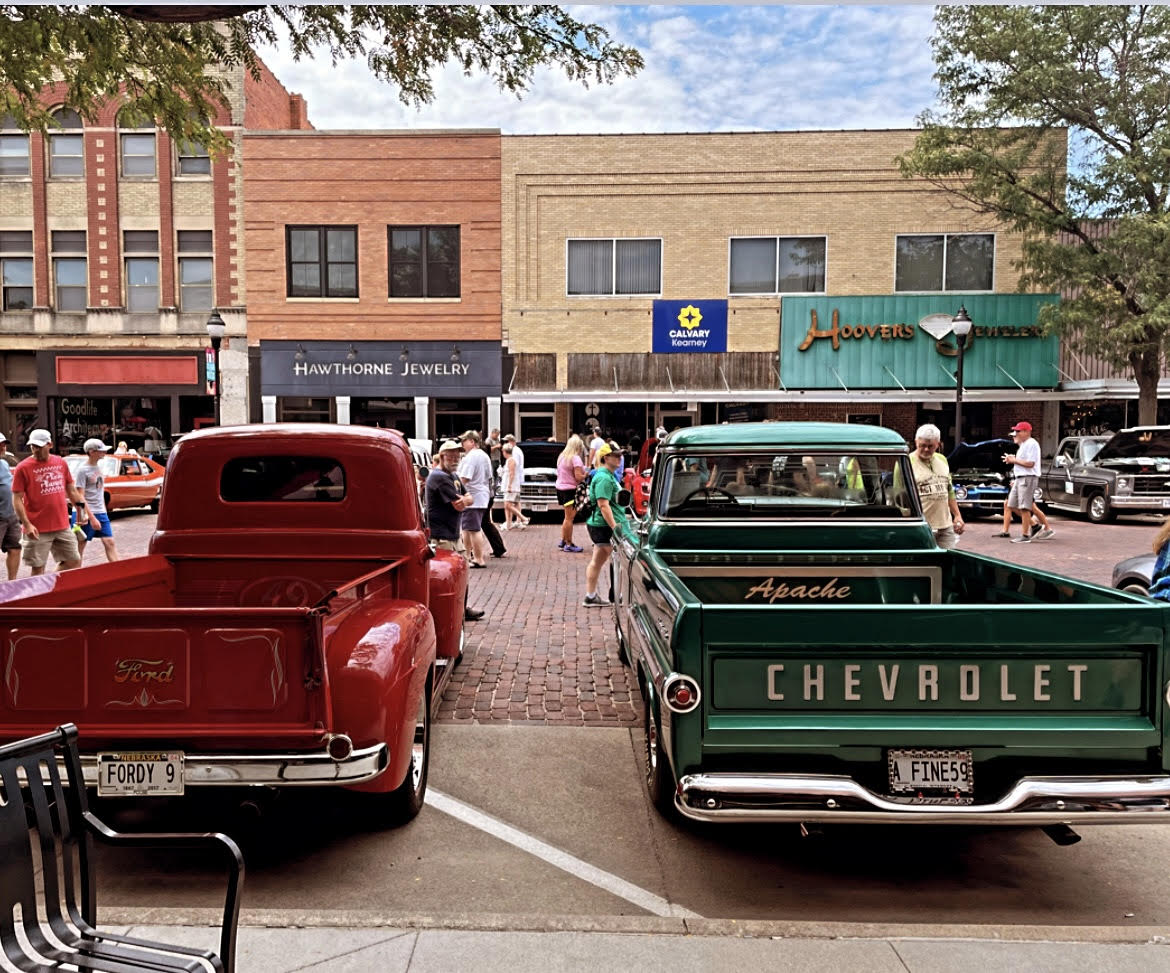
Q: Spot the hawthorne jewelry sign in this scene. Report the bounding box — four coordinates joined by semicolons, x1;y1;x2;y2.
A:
260;340;502;397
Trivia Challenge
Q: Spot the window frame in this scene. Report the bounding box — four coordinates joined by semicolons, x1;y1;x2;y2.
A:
727;234;829;296
117;108;156;179
1;230;34;311
51;230;87;313
176;230;214;311
893;232;996;294
0;115;29;178
387;224;461;299
48;108;84;179
123;230;160;313
284;225;359;299
565;236;663;298
175;137;211;176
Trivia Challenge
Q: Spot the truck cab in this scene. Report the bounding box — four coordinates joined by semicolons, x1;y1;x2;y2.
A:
1040;428;1170;523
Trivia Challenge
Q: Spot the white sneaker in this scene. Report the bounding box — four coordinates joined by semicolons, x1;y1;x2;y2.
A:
582;593;611;607
1035;528;1054;540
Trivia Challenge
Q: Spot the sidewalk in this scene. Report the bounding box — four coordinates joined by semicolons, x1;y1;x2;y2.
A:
107;918;1170;972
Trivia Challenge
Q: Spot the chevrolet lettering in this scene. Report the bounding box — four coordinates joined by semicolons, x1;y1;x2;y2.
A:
612;422;1170;829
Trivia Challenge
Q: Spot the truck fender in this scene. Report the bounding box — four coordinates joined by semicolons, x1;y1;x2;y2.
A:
327;600;437;794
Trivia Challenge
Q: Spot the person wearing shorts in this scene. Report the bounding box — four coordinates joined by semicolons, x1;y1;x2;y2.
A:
556;435;586;553
11;428;86;575
73;437;120;562
425;440;483;621
583;444;626;606
0;459;22;579
1003;421;1047;543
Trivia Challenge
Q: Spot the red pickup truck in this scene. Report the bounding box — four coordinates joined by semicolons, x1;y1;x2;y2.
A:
0;425;467;826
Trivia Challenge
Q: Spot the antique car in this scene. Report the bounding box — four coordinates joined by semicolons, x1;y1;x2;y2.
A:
946;438;1015;518
1037;429;1170;523
494;440;565;514
622;438;660;518
613;421;1170;832
64;450;166;513
0;425;467;827
1113;553;1155;596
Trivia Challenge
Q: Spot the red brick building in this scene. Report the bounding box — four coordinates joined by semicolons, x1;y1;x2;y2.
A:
0;58;310;452
242;129;502;440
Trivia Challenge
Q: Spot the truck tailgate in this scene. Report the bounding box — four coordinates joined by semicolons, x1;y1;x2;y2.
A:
1;606;329;748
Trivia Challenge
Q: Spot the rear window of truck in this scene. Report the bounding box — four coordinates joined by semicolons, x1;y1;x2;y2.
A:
220;456;346;502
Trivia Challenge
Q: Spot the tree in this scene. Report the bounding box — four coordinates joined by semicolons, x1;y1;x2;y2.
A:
0;5;642;153
897;5;1170;423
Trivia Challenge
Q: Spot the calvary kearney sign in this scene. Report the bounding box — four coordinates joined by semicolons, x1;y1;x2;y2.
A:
260;340;502;398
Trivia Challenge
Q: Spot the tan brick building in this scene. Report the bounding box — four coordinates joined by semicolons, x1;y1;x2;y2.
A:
501;130;1069;450
242;129;502;440
0;59;310;453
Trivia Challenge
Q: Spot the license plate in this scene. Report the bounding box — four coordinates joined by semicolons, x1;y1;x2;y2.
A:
888;748;972;801
97;751;184;797
1162;499;1170;509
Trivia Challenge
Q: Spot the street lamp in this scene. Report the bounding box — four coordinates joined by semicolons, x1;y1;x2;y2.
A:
206;310;225;427
952;305;973;447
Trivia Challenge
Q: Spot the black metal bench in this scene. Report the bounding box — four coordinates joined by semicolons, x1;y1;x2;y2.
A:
0;724;243;972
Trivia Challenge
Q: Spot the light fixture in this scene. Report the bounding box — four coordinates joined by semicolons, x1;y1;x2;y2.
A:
346;343;358;361
294;343;307;362
450;344;461;363
205;310;226;427
951;305;973;447
400;346;409;362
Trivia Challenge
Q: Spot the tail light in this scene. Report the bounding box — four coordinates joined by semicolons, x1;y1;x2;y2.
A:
663;673;701;714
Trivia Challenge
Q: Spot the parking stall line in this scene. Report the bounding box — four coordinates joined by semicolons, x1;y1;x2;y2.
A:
426;788;702;919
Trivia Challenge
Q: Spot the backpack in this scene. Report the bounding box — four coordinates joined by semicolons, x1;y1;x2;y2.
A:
574;471;593;517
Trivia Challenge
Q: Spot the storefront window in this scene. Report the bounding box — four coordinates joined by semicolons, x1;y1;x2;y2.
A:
52;395;171;455
351;396;415;433
434;398;483;441
277;397;333;423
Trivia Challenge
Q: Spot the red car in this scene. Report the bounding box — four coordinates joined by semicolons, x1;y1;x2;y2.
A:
65;450;166;513
622;438;659;517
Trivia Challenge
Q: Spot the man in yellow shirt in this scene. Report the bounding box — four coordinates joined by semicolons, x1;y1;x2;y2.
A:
908;423;965;549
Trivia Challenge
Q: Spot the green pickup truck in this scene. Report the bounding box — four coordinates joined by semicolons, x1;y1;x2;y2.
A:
612;422;1170;834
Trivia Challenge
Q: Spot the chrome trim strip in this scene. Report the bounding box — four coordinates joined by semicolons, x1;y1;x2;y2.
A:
676;773;1170;824
75;742;389;787
1110;497;1170;508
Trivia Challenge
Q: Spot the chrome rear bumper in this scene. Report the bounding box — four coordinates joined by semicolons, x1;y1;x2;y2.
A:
676;773;1170;825
76;742;389;788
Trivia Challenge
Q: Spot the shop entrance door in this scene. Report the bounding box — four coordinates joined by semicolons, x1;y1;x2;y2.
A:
655;407;694;437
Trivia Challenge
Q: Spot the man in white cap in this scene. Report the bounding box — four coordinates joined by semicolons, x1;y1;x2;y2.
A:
73;438;119;563
0;432;16;468
12;429;88;575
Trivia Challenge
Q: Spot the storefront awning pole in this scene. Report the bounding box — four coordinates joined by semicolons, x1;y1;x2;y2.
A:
507;363;517;393
613;366;620;394
666;367;676;394
718;366;731;393
771;363;786;392
829;366;849;393
881;365;907;392
939;361;958;385
1049;362;1079;384
995;363;1027;391
1067;349;1092;378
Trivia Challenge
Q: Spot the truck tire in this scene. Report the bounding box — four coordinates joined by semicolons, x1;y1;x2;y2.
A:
1087;491;1114;524
150;494;160;514
374;667;432;827
644;697;677;820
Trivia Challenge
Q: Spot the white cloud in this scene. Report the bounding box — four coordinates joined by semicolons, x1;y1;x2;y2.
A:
257;5;939;134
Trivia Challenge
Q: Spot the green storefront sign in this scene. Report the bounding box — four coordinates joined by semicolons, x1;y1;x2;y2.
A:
779;294;1059;390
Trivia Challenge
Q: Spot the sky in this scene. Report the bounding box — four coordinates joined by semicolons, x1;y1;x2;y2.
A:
258;5;941;134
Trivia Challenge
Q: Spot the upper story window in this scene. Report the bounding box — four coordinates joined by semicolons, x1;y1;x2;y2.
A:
0;114;29;177
177;230;213;310
176;126;211;175
123;229;159;311
567;238;661;296
729;236;826;295
388;225;460;298
52;230;87;312
48;108;84;177
0;231;33;311
286;226;358;298
117;107;156;178
895;233;994;292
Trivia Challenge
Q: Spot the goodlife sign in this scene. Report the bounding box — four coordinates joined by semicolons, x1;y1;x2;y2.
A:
260;340;502;397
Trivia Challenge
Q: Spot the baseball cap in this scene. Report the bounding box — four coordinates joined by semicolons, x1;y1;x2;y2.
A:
27;429;52;447
0;432;6;442
1010;421;1032;432
596;443;616;460
459;429;481;444
437;440;462;453
83;438;111;453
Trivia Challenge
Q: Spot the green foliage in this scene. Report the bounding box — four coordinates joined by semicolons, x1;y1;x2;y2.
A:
897;6;1170;420
0;4;642;154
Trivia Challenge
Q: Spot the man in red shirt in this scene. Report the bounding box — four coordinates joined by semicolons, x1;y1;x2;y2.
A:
12;428;88;575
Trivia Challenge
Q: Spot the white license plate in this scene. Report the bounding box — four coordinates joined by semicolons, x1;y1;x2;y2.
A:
1162;498;1170;509
888;748;973;797
97;751;184;797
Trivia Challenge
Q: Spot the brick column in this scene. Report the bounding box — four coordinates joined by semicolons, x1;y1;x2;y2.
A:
87;130;122;308
158;133;176;307
29;132;49;306
212;145;235;308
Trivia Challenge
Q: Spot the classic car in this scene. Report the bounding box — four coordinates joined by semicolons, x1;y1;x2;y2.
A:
64;450;166;513
494;440;565;514
622;438;660;518
1113;553;1155;596
1038;429;1170;523
0;425;468;827
613;421;1170;832
947;438;1015;518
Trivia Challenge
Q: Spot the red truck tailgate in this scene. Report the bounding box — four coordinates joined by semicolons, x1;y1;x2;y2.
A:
1;606;329;748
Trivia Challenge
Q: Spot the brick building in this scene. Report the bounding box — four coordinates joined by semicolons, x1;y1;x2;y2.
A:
0;59;310;453
501;130;1068;450
242;129;502;440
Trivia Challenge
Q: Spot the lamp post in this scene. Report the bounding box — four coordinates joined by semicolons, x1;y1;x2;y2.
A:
206;310;225;427
952;305;973;447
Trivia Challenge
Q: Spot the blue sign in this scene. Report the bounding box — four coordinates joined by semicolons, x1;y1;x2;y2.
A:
652;299;728;353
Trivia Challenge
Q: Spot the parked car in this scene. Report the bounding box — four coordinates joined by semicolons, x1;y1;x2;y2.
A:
1038;428;1170;523
1113;553;1155;596
64;450;166;513
495;440;565;514
947;438;1015;518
